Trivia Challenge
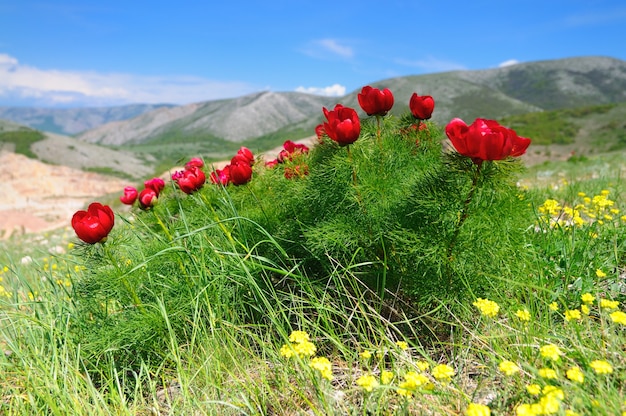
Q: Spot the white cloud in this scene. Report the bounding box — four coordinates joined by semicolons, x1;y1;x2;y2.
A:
0;53;259;106
301;38;354;60
295;84;346;97
395;56;466;72
498;59;520;68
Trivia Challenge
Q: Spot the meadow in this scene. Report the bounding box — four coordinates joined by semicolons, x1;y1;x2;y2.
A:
1;94;625;415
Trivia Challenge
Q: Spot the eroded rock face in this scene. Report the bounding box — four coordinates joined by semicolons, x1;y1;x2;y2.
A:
0;151;127;237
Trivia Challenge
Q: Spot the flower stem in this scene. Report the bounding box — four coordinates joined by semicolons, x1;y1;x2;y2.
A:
447;162;482;260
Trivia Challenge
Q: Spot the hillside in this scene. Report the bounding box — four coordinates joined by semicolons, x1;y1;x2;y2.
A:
0;104;174;136
74;56;626;152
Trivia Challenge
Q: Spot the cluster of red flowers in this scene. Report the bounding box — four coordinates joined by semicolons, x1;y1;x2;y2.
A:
71;85;531;245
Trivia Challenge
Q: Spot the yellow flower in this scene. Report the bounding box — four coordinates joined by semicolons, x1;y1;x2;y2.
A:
538;393;562;414
416;360;430;371
590;360;613;374
549;302;559;311
473;298;500;317
610;310;626;325
359;350;372;359
432;364;455;381
540;344;562;361
515;309;531;322
565;410;581;416
396;341;409;351
309;356;333;380
294;340;316;357
596;269;607;278
566;366;584;383
499;360;521;376
515;403;536;416
581;304;590;315
542;385;564;400
599;298;620;309
356;374;379;392
538;368;558;379
581;293;595;304
380;370;394;384
465;403;491;416
397;371;433;396
526;384;541;395
279;344;295;358
288;330;310;343
564;309;582;321
577;192;586;197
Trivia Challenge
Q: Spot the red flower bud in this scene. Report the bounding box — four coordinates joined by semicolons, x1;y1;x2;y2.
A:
315;124;326;142
322;104;361;146
174;166;206;194
71;202;115;244
210;166;230;185
445;118;531;163
144;177;165;195
236;147;255;166
357;85;394;116
409;93;435;120
185;157;204;169
138;188;158;209
120;186;138;205
229;157;253;186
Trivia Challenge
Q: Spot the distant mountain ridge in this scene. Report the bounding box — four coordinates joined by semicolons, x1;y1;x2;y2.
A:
0;104;175;136
73;56;626;147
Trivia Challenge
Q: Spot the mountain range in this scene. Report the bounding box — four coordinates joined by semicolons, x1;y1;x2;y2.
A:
1;55;626;179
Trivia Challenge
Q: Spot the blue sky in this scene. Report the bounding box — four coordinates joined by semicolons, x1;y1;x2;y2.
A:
1;0;625;107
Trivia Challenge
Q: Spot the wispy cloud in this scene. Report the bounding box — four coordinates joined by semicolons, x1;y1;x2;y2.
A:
295;84;346;97
563;7;626;27
395;56;467;73
301;38;354;60
0;53;259;106
498;59;520;68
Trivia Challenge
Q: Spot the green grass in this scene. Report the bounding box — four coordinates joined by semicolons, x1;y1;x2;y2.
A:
1;113;626;415
0;129;46;158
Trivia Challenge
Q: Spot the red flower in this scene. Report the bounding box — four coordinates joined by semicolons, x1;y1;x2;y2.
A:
315;124;326;142
265;159;279;169
357;86;394;116
409;93;435;120
229;157;253;186
277;140;309;163
236;147;255;166
120;186;138;205
138;188;158;209
71;202;115;244
185;157;204;169
210;166;230;185
445;118;531;163
144;177;165;194
322;104;361;146
174;166;206;194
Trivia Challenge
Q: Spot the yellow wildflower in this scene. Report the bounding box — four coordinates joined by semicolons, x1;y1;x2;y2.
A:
549;302;559;311
610;310;626;325
596;269;607;278
590;360;613;374
294;340;316;357
515;404;535;416
581;304;590;315
581;293;595;304
288;330;310;343
279;344;295;358
538;393;562;414
566;366;584;383
432;363;455;381
396;341;409;351
380;370;394;384
473;298;500;317
499;360;520;376
356;374;379;392
309;356;333;380
565;309;582;321
465;403;491;416
515;309;531;322
415;360;430;371
540;344;562;361
542;385;564;400
565;410;580;416
397;371;432;396
359;350;372;359
538;368;558;379
526;384;541;395
599;298;619;309
577;192;586;197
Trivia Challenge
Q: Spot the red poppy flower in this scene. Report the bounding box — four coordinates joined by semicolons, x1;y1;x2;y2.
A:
71;202;115;244
138;188;158;209
120;186;138;205
229;157;253;185
322;104;361;146
409;93;435;120
144;177;165;194
236;147;255;166
357;86;394;116
445;118;531;163
277;140;309;163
